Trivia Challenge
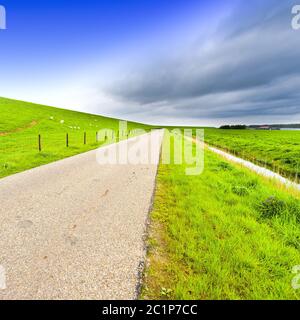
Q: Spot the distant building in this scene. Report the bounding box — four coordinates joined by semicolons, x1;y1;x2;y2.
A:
257;125;271;130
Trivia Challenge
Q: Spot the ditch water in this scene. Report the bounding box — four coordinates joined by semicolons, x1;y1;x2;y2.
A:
279;128;300;131
208;145;300;192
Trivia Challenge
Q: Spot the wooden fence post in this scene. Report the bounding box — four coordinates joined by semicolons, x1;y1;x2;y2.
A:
66;133;69;147
84;132;87;145
38;134;42;152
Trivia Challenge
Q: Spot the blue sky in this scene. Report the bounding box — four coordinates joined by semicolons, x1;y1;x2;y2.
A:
0;0;299;125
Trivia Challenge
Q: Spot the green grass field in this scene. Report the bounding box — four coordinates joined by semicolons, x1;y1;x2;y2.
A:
0;97;151;178
204;128;300;181
142;134;300;300
2;98;300;299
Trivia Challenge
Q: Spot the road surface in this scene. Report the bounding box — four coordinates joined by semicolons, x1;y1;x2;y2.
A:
0;130;164;300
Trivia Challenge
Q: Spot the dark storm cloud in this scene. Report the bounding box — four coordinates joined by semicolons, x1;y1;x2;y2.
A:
107;0;300;122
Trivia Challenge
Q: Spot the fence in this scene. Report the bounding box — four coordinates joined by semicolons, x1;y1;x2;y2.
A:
0;129;144;153
35;131;101;152
0;129;147;178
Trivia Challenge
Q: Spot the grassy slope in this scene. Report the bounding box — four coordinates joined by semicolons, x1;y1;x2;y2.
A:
204;128;300;181
142;135;300;300
0;97;151;178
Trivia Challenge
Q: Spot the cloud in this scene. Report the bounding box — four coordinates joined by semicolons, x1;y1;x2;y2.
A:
106;0;300;124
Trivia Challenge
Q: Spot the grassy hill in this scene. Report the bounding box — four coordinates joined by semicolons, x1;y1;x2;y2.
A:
0;97;151;178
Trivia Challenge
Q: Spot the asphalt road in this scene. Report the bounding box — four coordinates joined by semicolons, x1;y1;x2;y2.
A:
0;130;164;300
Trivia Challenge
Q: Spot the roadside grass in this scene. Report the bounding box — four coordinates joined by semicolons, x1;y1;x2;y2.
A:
141;135;300;300
0;97;151;178
204;128;300;181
